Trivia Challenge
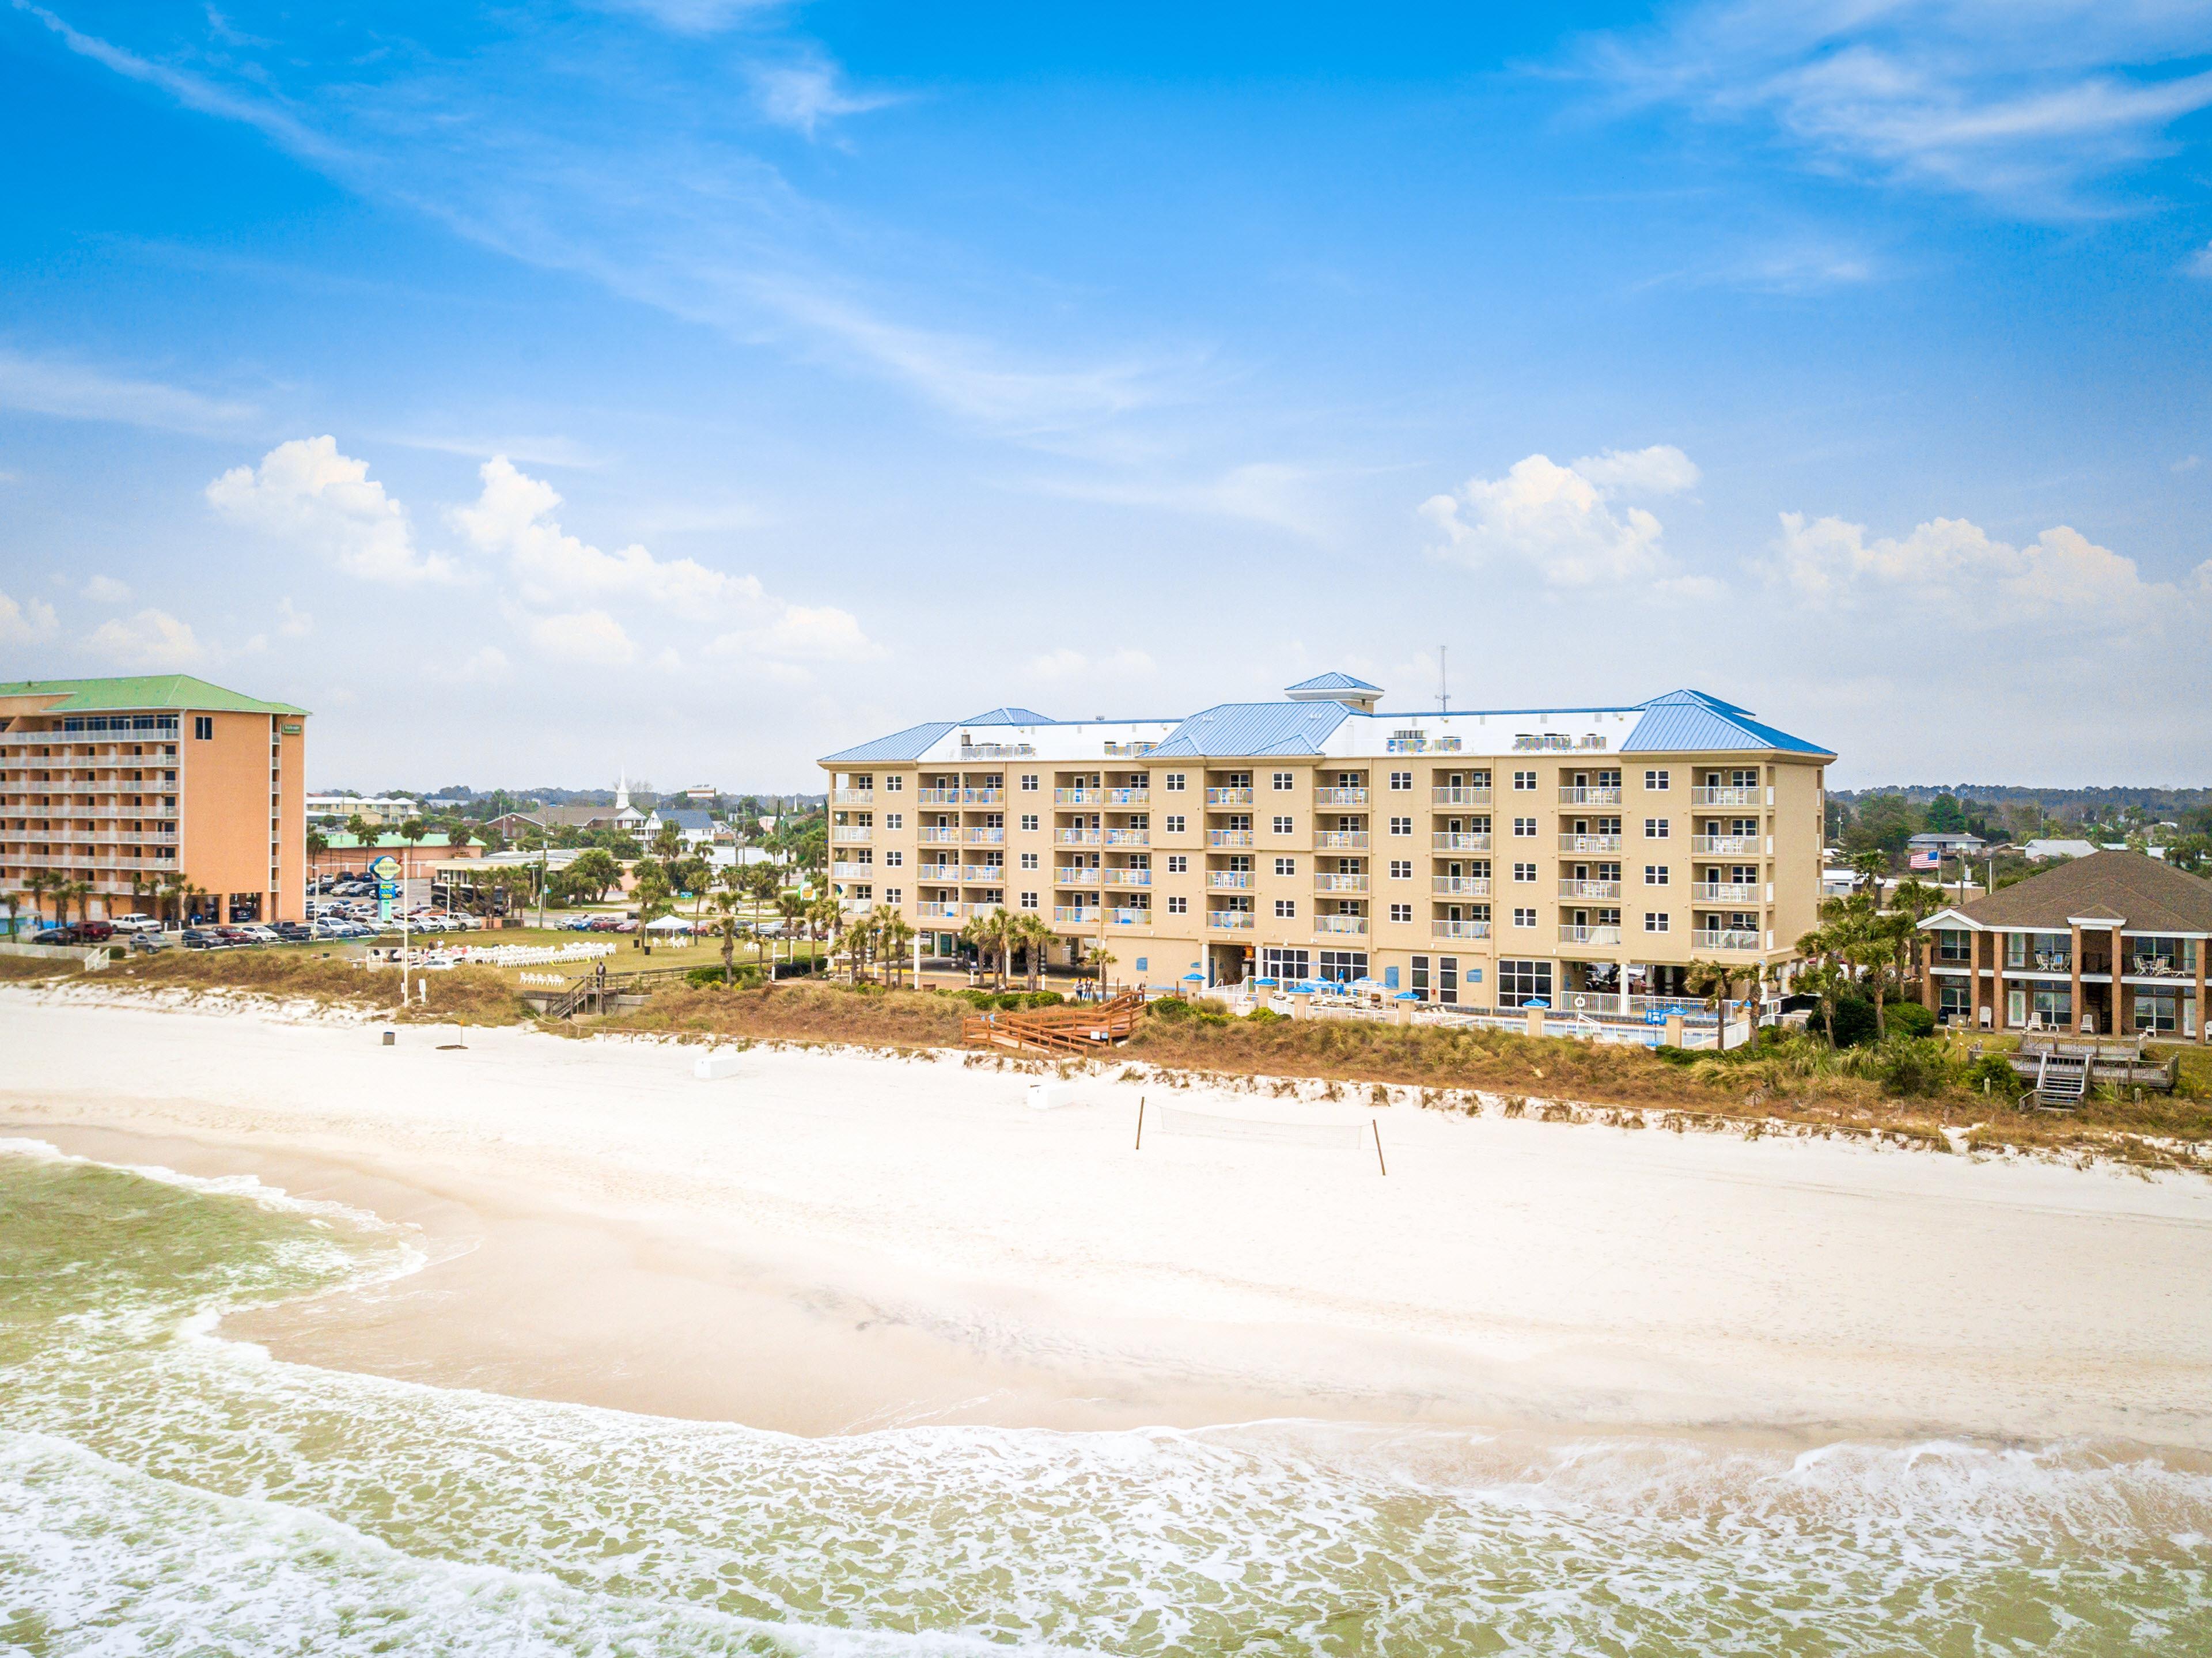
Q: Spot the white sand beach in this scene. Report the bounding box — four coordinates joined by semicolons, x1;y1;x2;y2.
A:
7;989;2211;1447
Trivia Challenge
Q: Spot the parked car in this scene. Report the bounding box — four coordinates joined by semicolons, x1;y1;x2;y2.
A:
272;922;313;942
31;927;78;946
214;927;255;948
181;929;217;950
111;914;162;934
129;932;173;953
74;921;115;942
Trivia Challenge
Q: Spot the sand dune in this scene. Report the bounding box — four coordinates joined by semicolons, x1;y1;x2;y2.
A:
6;990;2210;1446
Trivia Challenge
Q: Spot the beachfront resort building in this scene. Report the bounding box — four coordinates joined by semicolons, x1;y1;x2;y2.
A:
820;676;1832;1008
1916;850;2208;1042
0;673;308;925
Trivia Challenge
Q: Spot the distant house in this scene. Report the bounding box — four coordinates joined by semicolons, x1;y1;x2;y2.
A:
653;808;721;849
484;804;624;838
1906;831;1987;870
2023;838;2100;862
306;793;418;826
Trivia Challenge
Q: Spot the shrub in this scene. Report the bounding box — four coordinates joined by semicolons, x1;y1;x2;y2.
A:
1147;997;1192;1022
686;964;762;990
1245;1006;1286;1024
1843;1035;1960;1097
1808;994;1881;1048
1021;990;1065;1009
1966;1053;2020;1097
1885;1001;1936;1039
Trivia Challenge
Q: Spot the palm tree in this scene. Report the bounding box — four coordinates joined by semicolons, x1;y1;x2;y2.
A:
397;817;430;885
710;888;744;986
22;869;56;929
1015;911;1055;991
1850;849;1887;896
805;894;841;979
650;821;684;869
775;890;809;974
1683;959;1744;1054
1794;925;1847;1047
1081;942;1115;1000
344;812;374;850
873;905;916;986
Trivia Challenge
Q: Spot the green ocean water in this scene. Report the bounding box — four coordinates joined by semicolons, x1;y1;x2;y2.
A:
2;1138;2209;1656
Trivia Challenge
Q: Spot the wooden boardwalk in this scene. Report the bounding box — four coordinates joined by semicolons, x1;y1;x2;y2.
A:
961;991;1145;1057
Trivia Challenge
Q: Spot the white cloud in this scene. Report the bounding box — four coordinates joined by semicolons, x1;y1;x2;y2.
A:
590;0;783;35
0;346;254;434
2175;454;2204;472
276;596;313;637
1026;646;1156;680
0;589;59;643
709;603;880;664
2187;244;2212;278
207;437;459;585
81;574;131;604
1770;510;2211;632
85;607;205;668
523;610;637;666
1586;3;2212;215
749;55;897;137
452;457;760;614
460;645;510;681
1027;463;1334;539
1421;446;1700;586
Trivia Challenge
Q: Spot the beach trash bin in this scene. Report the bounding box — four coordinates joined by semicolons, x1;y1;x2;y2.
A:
1027;1081;1079;1111
692;1053;744;1080
381;1030;395;1046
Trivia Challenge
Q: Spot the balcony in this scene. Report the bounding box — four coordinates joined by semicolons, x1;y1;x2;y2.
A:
1314;787;1369;805
1315;831;1369;850
916;788;960;805
1106;788;1150;806
1205;787;1253;806
1315;915;1368;936
1209;871;1252;889
1559;924;1623;947
1558;834;1622;854
961;788;1003;805
963;827;1006;844
960;866;1005;883
1691;882;1760;904
1107;908;1150;927
1209;829;1253;847
1054;788;1098;805
1054;906;1099;923
1105;868;1153;887
831;827;872;843
1558;786;1623;807
1433;919;1491;940
918;866;960;885
1206;911;1255;930
1054;828;1102;846
1103;828;1149;846
1690;785;1762;807
1431;787;1491;807
916;902;959;919
1432;877;1490;897
960;902;1004;919
833;789;873;805
831;862;875;880
1692;928;1764;951
1558;879;1621;900
1691;835;1761;856
1315;873;1369;893
1056;866;1100;885
1432;832;1490;852
919;827;961;843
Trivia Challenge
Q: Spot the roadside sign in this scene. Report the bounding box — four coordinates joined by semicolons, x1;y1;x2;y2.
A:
376;882;400;901
368;854;401;881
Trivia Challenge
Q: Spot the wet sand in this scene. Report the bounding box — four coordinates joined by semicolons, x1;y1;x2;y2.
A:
9;990;2212;1445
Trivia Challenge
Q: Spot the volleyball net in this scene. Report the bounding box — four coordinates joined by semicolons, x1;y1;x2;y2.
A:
1137;1101;1386;1172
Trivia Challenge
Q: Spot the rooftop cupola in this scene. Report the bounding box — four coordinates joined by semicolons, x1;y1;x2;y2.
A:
1283;671;1382;713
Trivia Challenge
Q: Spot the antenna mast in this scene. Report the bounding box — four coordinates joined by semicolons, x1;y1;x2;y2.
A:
1438;645;1449;713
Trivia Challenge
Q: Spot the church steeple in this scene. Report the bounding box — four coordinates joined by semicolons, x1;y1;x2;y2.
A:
615;769;629;812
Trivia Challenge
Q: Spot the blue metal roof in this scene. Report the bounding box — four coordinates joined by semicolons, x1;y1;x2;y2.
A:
820;721;959;764
1620;690;1831;756
1285;671;1381;694
1150;701;1351;757
963;706;1052;725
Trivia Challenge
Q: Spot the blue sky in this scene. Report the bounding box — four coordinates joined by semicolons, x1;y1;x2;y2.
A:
3;1;2210;789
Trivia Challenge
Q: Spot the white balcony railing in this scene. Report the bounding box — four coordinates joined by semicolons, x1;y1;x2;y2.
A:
1103;828;1149;846
1433;919;1491;939
1107;908;1149;926
960;866;1004;883
833;789;873;805
1055;829;1101;846
1433;832;1490;852
1054;906;1097;923
1206;911;1255;930
916;788;960;805
916;902;958;919
1558;880;1621;900
1559;834;1622;854
1056;867;1100;885
1315;873;1369;892
961;788;1003;804
1105;869;1152;887
1054;789;1097;805
1205;788;1253;806
1314;787;1369;805
1690;786;1762;807
1691;835;1760;856
1558;787;1623;807
1209;829;1253;847
1559;924;1623;947
1314;915;1367;935
1432;877;1490;896
1106;788;1149;806
1431;788;1491;807
831;862;874;880
1315;831;1369;850
831;827;872;843
1691;883;1760;903
963;827;1005;843
1209;871;1252;888
1692;928;1764;951
919;827;960;843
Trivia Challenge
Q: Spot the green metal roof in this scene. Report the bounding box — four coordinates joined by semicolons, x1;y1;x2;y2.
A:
0;674;309;717
319;831;463;849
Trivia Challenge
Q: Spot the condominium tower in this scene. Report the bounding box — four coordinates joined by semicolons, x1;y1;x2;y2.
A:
820;675;1832;1006
0;675;309;925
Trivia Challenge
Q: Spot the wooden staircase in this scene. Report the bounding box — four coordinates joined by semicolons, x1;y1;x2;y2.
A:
962;991;1145;1056
2024;1050;2089;1111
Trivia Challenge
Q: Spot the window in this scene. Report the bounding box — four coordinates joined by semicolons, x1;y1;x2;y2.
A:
1512;770;1536;791
1263;947;1310;981
1272;815;1294;834
1020;813;1039;831
1388;815;1412;835
1389;902;1412;922
1644;817;1669;839
884;850;903;867
884;889;902;906
1166;854;1188;873
1937;928;1972;963
1164;814;1186;833
1644;769;1669;790
1512;906;1536;928
1645;912;1669;933
1644;865;1668;885
1167;894;1188;914
1497;959;1553;1008
885;775;903;792
192;717;213;740
1274;856;1296;876
1020;891;1039;910
1019;851;1039;870
1165;773;1187;791
1020;774;1039;791
1513;817;1536;838
1388;859;1412;880
1513;861;1536;883
1389;771;1413;791
1272;771;1295;791
1317;950;1368;983
1941;983;1972;1020
885;813;903;830
1275;898;1297;918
